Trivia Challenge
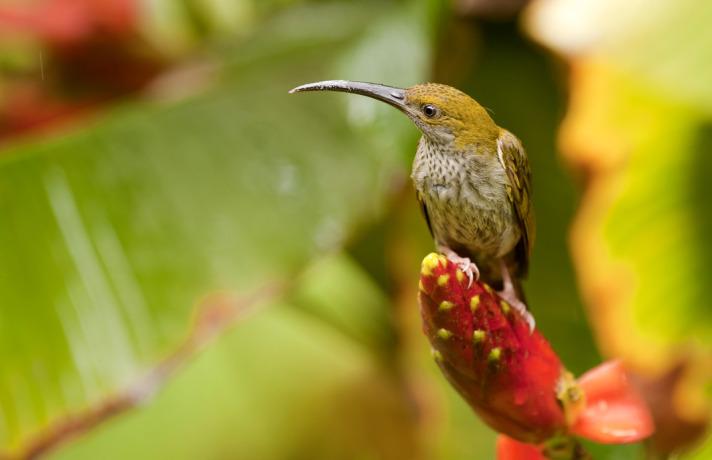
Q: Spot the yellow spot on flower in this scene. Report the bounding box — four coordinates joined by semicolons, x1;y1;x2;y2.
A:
437;274;449;286
472;329;486;343
439;300;454;311
484;284;494;294
500;300;511;315
470;295;480;312
431;348;443;362
456;269;464;283
437;328;453;340
421;253;441;276
488;347;502;363
418;279;426;293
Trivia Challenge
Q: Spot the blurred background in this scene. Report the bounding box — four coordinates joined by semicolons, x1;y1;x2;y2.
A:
0;0;710;458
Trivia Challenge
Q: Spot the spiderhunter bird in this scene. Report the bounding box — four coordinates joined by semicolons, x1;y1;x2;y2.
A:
290;80;535;328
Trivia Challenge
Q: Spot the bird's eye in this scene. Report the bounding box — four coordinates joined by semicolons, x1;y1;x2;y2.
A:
422;104;439;118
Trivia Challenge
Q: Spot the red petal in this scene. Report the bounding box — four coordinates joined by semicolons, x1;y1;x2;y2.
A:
496;435;546;460
573;360;654;443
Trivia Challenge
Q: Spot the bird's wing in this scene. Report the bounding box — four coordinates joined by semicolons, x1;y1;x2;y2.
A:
416;190;434;238
497;129;535;276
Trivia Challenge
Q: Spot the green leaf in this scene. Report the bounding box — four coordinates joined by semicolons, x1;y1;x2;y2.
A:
50;305;421;460
526;0;712;382
0;2;429;455
525;0;712;112
526;0;712;454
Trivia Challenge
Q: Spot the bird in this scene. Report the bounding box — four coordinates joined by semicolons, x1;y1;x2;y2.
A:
290;80;535;328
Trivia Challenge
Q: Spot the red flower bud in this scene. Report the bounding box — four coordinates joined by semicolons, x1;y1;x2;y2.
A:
418;253;574;442
417;253;654;456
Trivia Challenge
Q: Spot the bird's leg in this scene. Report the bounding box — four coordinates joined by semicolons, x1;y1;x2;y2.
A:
497;260;535;332
437;245;479;287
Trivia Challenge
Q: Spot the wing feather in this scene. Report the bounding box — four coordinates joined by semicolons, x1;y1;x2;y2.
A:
416;190;434;238
497;129;535;276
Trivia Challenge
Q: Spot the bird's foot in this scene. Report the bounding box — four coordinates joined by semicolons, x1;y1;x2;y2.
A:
441;250;480;287
497;259;535;332
499;291;535;332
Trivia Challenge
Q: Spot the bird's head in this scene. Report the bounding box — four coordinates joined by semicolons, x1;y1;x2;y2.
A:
290;80;499;151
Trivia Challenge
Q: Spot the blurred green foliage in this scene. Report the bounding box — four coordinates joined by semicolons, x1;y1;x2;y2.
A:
1;2;429;457
527;0;712;456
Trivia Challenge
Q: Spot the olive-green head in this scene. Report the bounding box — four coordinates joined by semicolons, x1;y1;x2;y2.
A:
290;80;499;151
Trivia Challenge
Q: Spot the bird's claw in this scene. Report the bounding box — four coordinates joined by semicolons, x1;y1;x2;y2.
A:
499;294;535;332
495;260;535;333
514;300;536;332
444;254;479;288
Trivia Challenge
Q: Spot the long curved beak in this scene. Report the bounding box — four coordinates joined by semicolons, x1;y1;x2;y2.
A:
289;80;407;112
